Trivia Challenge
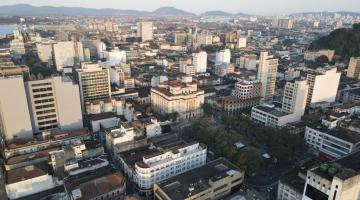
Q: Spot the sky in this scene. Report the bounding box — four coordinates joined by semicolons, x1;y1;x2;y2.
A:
1;0;360;15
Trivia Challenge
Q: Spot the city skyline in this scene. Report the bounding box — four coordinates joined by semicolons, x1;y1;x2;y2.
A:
1;0;360;15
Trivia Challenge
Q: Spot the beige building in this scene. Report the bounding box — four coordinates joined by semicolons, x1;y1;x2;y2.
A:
302;151;360;200
25;76;83;133
272;18;294;29
0;65;29;77
137;21;153;42
151;77;204;120
347;57;360;80
154;158;244;200
304;50;335;62
180;65;196;76
0;76;33;140
258;52;278;102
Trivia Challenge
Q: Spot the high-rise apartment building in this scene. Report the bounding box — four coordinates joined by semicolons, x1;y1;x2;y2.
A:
192;51;207;73
251;80;308;127
0;76;33;140
53;41;84;71
306;67;340;106
25;77;83;133
137;21;154;42
77;63;111;105
215;49;231;65
347;57;360;80
257;52;278;102
281;80;309;117
179;65;196;76
237;36;247;48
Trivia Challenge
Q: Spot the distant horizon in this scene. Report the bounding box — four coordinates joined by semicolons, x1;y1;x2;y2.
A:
1;0;360;15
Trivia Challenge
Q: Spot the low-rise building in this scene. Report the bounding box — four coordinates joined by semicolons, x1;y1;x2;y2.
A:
154;158;244;200
304;50;335;62
118;136;207;196
302;151;360;200
65;172;126;200
151;78;204;120
5;164;56;199
304;118;360;159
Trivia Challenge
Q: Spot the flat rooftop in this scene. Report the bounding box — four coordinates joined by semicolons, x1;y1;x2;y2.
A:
155;158;243;200
253;105;288;117
6;162;50;184
313;150;360;181
308;123;360;144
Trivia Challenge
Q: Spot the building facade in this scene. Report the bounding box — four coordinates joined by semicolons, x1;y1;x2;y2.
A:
192;51;208;73
257;52;278;102
151;78;204;120
137;21;153;42
346;57;360;80
25;76;83;133
306;67;341;106
77;63;111;105
0;76;33;140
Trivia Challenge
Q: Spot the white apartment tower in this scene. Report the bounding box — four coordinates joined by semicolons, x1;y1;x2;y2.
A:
77;63;111;105
215;49;231;65
25;77;83;133
0;76;33;140
53;41;84;71
306;67;340;106
258;52;278;102
281;80;309;119
9;28;26;59
137;21;154;42
192;51;208;73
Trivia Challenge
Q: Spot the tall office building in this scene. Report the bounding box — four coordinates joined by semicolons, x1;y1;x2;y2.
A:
347;57;360;80
0;76;33;140
192;51;207;73
306;67;340;106
215;49;231;65
77;63;111;105
137;21;153;42
25;77;83;133
281;80;309;118
257;52;278;102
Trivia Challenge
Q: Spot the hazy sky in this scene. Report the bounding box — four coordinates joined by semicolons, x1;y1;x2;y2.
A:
1;0;360;15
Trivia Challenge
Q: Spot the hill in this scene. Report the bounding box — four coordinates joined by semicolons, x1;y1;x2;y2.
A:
201;11;233;17
309;23;360;60
153;7;195;17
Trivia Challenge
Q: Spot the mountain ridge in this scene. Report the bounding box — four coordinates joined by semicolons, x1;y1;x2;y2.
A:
0;4;249;17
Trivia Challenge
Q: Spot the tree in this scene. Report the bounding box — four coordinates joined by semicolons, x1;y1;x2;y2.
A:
315;55;330;65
